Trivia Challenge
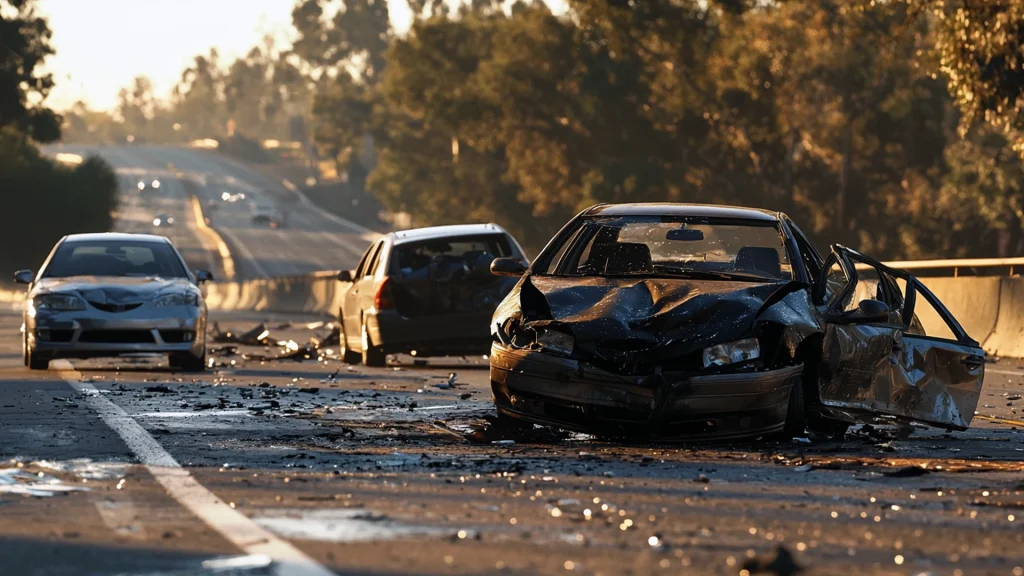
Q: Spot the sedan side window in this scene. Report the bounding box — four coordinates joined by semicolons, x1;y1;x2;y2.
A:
365;242;384;278
354;244;374;278
823;258;850;309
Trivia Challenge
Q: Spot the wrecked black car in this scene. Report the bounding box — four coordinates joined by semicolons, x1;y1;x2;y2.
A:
488;203;985;440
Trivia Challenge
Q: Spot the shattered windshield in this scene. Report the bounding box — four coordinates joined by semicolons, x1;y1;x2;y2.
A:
544;216;792;281
42;241;188;279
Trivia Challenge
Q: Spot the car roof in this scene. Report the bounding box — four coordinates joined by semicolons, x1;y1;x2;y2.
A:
62;233;170;244
584;203;780;222
389;223;509;245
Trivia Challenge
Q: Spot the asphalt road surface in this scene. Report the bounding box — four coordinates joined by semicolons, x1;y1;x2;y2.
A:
2;305;1024;575
44;144;374;279
8;145;1024;575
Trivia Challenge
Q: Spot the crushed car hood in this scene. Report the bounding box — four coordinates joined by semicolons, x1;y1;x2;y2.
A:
516;275;818;369
31;276;197;303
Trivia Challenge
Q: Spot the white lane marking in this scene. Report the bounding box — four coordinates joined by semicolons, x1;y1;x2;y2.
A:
53;360;335;576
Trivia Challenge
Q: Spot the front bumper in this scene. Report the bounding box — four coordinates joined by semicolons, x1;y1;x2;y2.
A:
27;305;206;359
490;343;803;440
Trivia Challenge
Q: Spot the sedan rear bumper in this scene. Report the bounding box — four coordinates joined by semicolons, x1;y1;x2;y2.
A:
490;344;802;440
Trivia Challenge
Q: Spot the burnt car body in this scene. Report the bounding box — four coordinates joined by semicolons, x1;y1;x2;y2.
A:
16;233;212;372
337;224;528;366
488;204;985;440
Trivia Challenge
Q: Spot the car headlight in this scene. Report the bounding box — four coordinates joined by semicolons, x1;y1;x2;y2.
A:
33;294;86;312
702;338;760;368
152;293;199;307
536;328;574;355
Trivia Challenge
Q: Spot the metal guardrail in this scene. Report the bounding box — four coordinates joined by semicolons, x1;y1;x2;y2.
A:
881;257;1024;276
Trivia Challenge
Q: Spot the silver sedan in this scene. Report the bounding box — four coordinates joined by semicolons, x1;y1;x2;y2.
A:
15;233;211;371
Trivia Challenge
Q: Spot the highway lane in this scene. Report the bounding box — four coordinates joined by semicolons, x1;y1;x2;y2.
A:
50;144;374;280
2;301;1024;574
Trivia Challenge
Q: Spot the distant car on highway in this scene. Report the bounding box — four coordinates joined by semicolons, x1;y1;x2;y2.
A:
336;224;528;366
15;233;212;372
487;203;985;441
152;214;174;227
251;204;283;228
137;179;160;194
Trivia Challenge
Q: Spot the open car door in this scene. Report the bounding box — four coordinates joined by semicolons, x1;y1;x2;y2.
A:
812;245;984;430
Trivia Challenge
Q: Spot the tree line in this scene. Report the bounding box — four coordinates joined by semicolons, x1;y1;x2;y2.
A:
1;0;118;273
62;0;1024;259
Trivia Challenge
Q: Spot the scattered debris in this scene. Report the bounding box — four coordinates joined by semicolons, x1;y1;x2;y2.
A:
741;545;803;576
0;468;90;497
254;508;440;542
211;323;270;345
884;466;932;478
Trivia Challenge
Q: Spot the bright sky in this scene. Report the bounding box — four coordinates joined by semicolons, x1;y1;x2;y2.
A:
38;0;565;113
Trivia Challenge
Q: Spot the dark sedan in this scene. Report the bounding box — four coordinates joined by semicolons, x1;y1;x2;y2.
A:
16;233;211;371
337;223;528;366
488;203;984;440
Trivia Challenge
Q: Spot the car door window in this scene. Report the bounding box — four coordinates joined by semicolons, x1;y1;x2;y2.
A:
364;242;383;278
354;244;375;278
820;254;850;309
366;242;386;278
906;280;959;341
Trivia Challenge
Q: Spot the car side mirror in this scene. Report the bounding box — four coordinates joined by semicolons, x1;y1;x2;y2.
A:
13;269;33;284
841;299;889;324
195;270;213;284
490;257;526;277
337;269;353;283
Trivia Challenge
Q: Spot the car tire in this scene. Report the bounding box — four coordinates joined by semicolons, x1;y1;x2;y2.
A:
26;344;48;371
170;351;206;372
361;320;386;367
782;377;807;438
339;319;361;365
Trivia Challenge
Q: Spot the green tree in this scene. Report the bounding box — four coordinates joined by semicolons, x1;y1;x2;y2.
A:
0;0;61;141
910;0;1024;156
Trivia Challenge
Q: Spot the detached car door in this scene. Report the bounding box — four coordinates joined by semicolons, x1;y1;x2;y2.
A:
813;245;984;430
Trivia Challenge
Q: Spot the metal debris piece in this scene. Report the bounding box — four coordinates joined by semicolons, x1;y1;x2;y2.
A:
741;545;803;576
211;323;271;345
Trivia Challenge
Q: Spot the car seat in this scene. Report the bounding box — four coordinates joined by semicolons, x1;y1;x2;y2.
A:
735;247;782;278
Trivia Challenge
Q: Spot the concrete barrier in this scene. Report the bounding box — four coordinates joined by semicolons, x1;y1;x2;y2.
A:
3;267;1023;357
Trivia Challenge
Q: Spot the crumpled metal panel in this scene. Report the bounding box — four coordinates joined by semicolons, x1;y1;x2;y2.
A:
33;276;197;304
522;276;816;366
819;324;983;429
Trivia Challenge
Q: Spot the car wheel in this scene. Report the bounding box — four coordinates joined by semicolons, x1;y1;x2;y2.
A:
26;344;49;371
782;377;807;438
22;332;28;367
361;320;386;367
170;350;206;372
339;319;361;365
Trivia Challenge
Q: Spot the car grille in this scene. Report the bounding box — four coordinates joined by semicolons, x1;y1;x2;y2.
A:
78;330;155;344
89;302;143;313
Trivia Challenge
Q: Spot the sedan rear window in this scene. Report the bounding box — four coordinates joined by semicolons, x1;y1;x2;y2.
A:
389;234;514;276
43;240;188;279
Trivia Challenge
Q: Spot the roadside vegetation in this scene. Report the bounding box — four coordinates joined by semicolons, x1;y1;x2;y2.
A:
59;0;1024;259
0;0;118;273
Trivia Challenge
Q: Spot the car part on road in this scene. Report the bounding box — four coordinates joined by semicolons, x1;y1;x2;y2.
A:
210;322;270;345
